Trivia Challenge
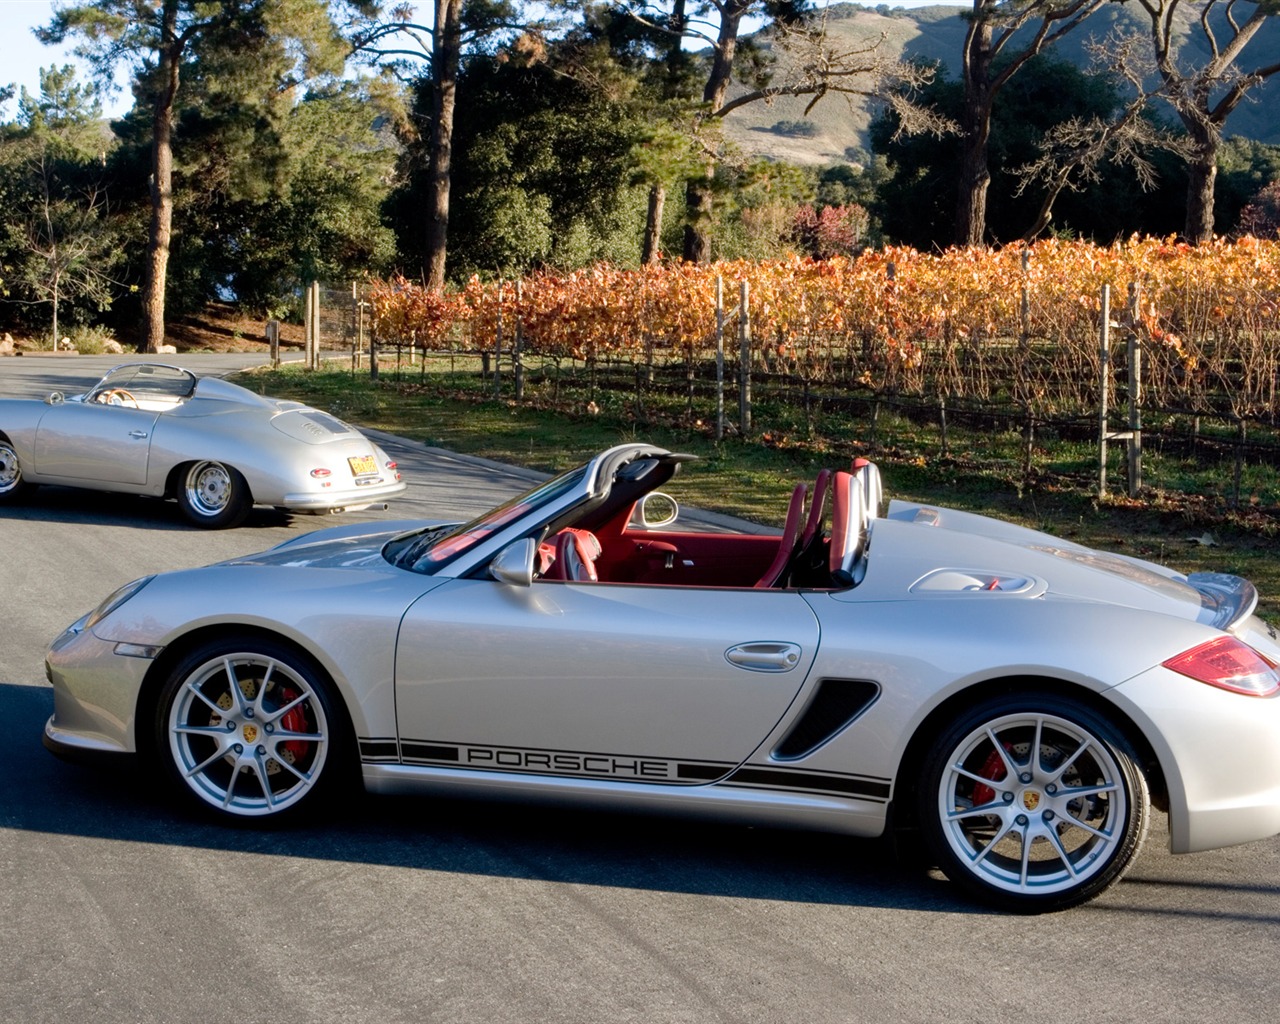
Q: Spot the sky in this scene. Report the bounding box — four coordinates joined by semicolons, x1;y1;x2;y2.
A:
0;0;967;123
0;1;103;115
0;0;435;119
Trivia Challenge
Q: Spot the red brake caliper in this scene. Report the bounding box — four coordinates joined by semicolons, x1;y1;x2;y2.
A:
278;687;309;763
972;747;1009;807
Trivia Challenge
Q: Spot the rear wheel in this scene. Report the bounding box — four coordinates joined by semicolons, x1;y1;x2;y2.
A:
918;693;1149;912
0;439;35;503
178;460;250;528
154;637;348;821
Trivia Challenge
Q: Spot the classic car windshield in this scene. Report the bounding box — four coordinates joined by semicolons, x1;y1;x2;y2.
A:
91;364;198;401
386;463;590;573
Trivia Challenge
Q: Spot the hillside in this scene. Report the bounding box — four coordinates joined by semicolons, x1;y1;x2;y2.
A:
720;2;1280;167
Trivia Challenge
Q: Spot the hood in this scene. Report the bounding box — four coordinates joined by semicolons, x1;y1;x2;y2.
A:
850;501;1257;631
222;519;446;571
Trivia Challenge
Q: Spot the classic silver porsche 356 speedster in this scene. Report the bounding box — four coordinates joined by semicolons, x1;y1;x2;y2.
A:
0;362;405;527
42;443;1280;911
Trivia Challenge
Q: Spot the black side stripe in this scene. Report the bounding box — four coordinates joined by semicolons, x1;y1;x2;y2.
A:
724;766;891;801
358;738;399;762
400;742;460;763
676;763;727;781
363;738;890;802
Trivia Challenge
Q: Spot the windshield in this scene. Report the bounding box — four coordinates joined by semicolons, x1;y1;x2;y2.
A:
385;463;590;573
91;364;197;401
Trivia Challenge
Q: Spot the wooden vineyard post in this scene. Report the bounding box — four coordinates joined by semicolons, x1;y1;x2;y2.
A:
1098;284;1110;498
1098;282;1142;497
739;280;752;436
1018;247;1034;480
715;276;725;442
302;280;320;371
1126;283;1143;497
493;281;503;399
514;280;524;403
265;319;280;368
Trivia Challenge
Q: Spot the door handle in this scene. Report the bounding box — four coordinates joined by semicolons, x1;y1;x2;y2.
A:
128;430;149;439
635;540;680;569
725;642;803;673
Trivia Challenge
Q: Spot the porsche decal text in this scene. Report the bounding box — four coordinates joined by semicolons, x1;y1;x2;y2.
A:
465;746;673;778
398;739;698;781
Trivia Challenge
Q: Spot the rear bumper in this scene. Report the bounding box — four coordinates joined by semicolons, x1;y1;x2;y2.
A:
1108;664;1280;854
279;478;407;511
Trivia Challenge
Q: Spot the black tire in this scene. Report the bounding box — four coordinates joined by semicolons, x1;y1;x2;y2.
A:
917;692;1149;913
177;460;251;528
0;438;36;504
154;636;350;821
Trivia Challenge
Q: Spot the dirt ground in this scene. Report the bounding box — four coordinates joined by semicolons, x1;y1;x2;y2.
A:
152;304;306;353
4;304;306;355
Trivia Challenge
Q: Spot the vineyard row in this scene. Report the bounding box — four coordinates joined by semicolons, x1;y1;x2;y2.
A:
369;237;1280;425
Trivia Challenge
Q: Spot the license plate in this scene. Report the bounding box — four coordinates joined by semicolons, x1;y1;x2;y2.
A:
348;454;378;477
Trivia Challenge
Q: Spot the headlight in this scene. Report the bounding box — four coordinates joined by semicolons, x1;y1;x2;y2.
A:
85;576;155;631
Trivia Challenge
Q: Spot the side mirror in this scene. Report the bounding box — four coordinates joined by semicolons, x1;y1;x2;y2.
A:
45;391;65;405
631;491;679;530
489;537;536;587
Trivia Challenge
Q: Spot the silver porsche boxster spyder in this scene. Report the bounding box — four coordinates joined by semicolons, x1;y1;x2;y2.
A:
43;443;1280;911
0;362;405;527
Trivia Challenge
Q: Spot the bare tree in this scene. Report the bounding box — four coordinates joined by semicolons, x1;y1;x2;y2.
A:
954;0;1105;247
6;153;119;347
623;3;947;262
1012;33;1190;240
1133;0;1280;243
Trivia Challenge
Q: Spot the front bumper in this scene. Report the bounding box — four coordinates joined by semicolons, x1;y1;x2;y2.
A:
43;620;155;758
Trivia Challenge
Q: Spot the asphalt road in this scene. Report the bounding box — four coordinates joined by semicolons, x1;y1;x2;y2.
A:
2;355;1279;1023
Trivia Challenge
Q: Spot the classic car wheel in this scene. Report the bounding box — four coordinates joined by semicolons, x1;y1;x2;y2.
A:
0;439;35;502
179;460;250;528
156;638;345;820
919;693;1149;912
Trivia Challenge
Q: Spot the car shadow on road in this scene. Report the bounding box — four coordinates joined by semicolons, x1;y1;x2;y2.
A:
0;486;292;531
4;682;971;914
9;681;1275;920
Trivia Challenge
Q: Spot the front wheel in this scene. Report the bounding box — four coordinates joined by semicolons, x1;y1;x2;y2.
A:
154;637;348;820
178;460;250;528
0;439;36;503
918;693;1149;912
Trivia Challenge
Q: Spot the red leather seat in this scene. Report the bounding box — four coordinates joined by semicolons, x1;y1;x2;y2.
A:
828;471;868;587
800;468;832;550
753;483;808;589
544;528;602;582
851;458;883;520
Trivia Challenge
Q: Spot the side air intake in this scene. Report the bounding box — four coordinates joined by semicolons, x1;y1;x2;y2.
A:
773;679;880;760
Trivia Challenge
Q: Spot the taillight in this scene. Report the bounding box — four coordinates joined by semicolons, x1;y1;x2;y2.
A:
1163;636;1280;697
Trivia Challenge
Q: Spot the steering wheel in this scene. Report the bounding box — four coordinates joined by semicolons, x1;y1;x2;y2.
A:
97;388;140;409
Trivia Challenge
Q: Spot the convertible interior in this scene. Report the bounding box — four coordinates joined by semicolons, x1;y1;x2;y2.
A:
535;457;882;591
86;365;198;412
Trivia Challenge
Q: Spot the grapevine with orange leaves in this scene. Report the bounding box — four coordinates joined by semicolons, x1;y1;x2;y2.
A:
369;238;1280;420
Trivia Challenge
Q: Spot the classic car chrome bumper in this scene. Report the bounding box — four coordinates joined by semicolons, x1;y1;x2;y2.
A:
279;477;407;511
